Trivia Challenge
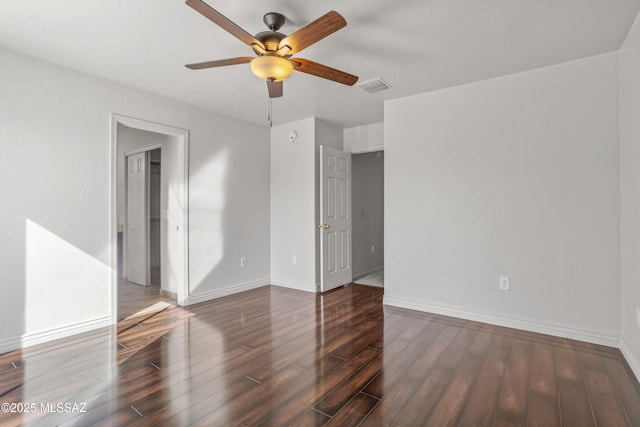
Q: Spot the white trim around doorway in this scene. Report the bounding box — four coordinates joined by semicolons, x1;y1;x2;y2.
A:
109;114;190;325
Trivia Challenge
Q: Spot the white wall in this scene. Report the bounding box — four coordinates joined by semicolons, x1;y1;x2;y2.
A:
270;118;317;291
187;106;270;300
620;13;640;378
344;122;384;154
384;53;621;345
352;152;384;277
270;118;344;290
0;46;270;352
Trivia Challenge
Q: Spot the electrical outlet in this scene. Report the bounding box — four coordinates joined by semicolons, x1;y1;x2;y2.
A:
292;256;297;265
636;307;640;328
499;276;510;291
240;257;247;268
371;245;375;254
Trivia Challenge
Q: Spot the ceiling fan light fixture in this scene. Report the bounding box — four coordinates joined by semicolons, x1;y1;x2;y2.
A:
250;55;293;81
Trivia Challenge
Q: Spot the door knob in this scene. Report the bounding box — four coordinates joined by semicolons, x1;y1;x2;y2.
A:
318;224;329;229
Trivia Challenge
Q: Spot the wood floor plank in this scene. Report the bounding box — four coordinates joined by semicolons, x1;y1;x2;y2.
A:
527;392;560;427
360;317;442;399
288;409;330;427
422;355;485;426
369;366;451;426
600;352;640;425
324;393;378;426
494;338;532;424
253;346;380;426
360;376;431;426
313;352;384;416
583;368;631;427
557;379;596;427
529;342;556;396
1;284;638;426
457;347;509;426
556;347;582;382
362;318;449;398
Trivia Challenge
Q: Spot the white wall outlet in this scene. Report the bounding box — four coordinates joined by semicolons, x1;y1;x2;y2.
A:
499;276;510;291
292;256;297;265
240;257;247;268
371;245;375;254
636;307;640;328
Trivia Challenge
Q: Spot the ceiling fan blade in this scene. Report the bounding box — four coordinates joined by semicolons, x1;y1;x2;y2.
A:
278;11;346;54
267;80;283;98
290;58;358;86
185;0;266;50
185;57;254;70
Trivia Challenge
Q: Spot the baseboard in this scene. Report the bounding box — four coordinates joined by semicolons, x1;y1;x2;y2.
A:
0;315;112;355
159;289;177;300
185;278;270;305
353;266;384;280
620;334;640;383
270;278;317;293
0;335;21;355
383;296;620;348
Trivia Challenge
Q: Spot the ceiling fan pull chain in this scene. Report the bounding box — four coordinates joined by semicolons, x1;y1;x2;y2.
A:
268;97;273;127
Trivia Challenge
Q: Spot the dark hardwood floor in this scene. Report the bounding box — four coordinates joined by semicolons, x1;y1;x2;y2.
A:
1;284;639;426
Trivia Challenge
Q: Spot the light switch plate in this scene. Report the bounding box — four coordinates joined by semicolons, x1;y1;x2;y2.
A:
499;276;510;291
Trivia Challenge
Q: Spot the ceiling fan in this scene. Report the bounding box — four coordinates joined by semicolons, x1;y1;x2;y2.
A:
185;0;358;99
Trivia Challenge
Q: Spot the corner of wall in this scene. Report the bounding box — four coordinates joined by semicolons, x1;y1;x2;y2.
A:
619;4;640;386
620;334;640;383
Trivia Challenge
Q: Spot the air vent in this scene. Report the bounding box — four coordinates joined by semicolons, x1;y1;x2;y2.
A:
357;77;391;94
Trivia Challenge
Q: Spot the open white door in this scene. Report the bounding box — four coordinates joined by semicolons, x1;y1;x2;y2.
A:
320;145;352;292
127;152;147;286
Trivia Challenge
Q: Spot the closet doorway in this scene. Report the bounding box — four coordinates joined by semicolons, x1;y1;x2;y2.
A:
352;151;384;287
115;125;176;321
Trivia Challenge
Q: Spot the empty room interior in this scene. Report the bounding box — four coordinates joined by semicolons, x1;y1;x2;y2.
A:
1;0;640;425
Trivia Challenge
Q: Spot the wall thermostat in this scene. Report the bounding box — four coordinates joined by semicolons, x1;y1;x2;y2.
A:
289;131;297;143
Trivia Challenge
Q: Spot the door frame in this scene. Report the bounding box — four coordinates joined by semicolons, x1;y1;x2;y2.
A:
110;114;190;324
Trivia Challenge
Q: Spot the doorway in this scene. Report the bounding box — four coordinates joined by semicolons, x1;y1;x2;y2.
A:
119;146;172;321
351;151;384;287
110;114;189;324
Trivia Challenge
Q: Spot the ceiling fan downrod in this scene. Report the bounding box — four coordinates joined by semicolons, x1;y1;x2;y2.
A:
263;12;285;32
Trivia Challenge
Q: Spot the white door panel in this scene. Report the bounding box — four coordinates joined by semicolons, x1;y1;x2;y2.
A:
320;146;352;291
127;152;147;285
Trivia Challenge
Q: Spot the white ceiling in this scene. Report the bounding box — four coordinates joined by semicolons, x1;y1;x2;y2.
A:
1;1;639;128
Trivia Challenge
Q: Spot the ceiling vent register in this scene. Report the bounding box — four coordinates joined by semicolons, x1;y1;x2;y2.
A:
357;77;391;93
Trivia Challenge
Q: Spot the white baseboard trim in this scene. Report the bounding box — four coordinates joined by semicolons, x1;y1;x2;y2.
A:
0;336;21;355
620;334;640;383
353;266;384;280
383;296;620;348
270;278;317;293
0;315;112;355
159;289;177;300
185;278;270;305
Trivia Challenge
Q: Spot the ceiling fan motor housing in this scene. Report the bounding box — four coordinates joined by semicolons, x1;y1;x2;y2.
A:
253;31;287;54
